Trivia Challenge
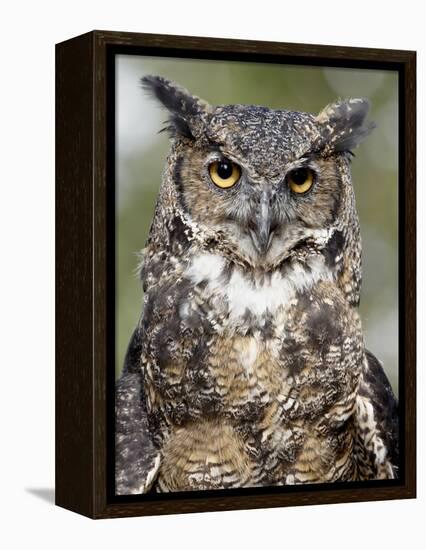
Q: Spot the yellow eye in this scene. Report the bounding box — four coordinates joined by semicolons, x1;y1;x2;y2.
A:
209;159;241;189
287;167;315;194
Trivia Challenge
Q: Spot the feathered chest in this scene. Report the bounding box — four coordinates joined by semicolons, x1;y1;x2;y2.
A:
140;249;363;490
142;250;359;421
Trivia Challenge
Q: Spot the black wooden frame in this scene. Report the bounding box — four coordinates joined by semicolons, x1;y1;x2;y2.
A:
56;30;416;519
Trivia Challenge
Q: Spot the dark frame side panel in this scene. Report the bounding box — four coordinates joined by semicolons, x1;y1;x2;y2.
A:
55;30;416;519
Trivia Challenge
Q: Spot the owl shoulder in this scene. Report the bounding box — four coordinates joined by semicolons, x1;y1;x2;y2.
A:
290;279;363;346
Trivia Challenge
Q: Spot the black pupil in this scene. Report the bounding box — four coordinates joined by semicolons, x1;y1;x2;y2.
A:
217;161;233;179
290;168;308;185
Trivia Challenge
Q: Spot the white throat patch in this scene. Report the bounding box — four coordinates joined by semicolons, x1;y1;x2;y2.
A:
185;252;333;320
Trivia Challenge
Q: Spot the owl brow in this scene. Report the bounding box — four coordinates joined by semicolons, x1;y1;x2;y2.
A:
203;140;242;165
302;144;355;162
204;138;223;154
287;154;317;171
299;151;324;163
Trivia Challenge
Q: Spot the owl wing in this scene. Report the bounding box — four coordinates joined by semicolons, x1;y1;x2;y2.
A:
115;327;161;495
354;349;399;479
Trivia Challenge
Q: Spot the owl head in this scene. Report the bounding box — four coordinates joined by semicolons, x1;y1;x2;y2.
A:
142;75;374;304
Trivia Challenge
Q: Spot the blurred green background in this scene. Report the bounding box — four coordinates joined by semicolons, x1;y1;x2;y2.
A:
116;55;399;395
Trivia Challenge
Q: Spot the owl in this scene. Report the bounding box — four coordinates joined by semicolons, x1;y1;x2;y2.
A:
115;75;399;494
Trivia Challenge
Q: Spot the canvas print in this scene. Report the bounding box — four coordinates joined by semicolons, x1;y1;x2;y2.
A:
114;56;399;495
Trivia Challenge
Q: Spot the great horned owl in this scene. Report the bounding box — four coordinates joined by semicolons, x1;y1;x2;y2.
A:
115;75;398;494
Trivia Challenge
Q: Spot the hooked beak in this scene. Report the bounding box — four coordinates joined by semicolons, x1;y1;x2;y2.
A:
248;188;275;256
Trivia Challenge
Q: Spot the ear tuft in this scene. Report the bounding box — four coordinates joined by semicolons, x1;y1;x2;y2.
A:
315;98;375;153
141;75;210;139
